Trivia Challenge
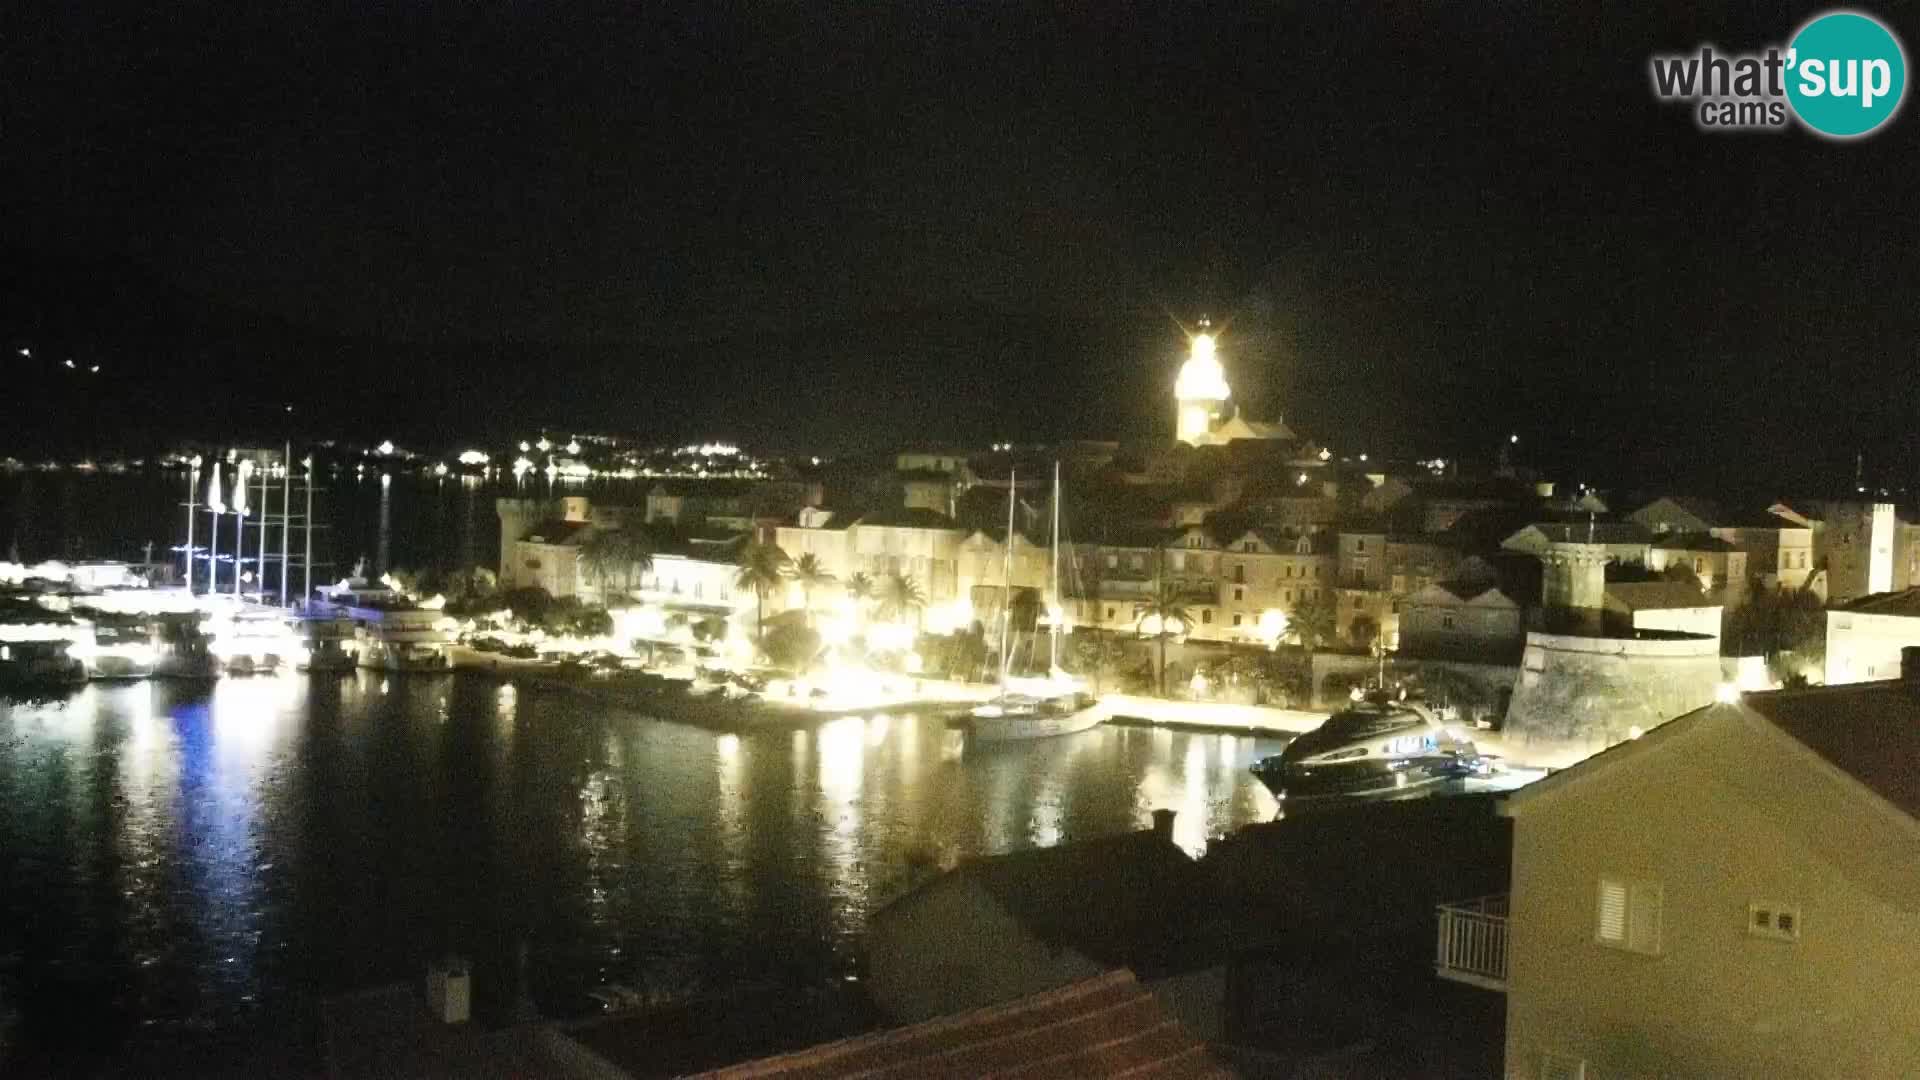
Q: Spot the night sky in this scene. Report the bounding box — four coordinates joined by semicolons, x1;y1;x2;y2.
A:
4;3;1917;494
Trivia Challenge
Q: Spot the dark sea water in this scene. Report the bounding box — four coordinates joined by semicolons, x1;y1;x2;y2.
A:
0;468;1283;1072
0;669;1281;1073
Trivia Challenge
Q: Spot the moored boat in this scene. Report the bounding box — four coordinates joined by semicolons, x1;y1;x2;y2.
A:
956;462;1106;742
966;689;1106;741
0;639;88;689
298;615;360;672
306;575;454;673
151;613;222;679
1251;692;1483;801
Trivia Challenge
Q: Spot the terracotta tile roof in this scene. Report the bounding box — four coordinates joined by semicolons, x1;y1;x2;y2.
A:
559;986;875;1079
1836;587;1920;617
687;970;1236;1080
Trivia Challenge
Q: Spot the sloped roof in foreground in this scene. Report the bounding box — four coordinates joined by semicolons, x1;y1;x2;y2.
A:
687;969;1235;1079
1744;680;1920;822
1505;680;1920;830
875;828;1230;979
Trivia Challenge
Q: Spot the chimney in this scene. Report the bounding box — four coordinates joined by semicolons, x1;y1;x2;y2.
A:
425;955;472;1024
1902;646;1920;685
1150;809;1176;841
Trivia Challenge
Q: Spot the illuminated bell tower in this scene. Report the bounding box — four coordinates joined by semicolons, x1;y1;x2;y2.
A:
1174;318;1230;446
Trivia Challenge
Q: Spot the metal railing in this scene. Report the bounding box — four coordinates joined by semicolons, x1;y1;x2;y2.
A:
1435;894;1509;990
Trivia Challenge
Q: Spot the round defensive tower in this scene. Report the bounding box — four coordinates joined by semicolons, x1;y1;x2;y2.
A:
1502;537;1724;765
495;497;547;588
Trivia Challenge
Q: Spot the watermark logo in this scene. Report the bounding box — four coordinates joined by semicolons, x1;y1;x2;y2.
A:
1650;10;1906;138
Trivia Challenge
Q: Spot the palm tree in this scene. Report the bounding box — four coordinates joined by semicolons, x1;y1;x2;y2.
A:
449;565;498;601
733;541;790;646
616;530;656;595
577;533;618;596
791;554;837;627
1134;579;1192;698
1288;590;1338;654
876;572;927;631
578;528;654;601
844;571;875;606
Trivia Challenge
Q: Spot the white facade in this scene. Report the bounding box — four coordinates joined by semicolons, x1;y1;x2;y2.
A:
634;553;747;615
1825;604;1920;684
775;512;965;608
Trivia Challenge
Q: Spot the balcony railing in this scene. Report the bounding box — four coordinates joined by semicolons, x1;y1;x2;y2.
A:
1435;894;1509;991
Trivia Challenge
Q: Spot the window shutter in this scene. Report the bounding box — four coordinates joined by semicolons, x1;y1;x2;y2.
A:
1628;882;1663;954
1596;878;1628;944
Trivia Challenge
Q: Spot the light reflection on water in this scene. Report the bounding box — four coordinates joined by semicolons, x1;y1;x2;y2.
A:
0;675;1280;1063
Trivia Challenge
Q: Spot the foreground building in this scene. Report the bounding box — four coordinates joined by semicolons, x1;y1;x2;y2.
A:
690;970;1233;1079
866;812;1231;1040
1456;664;1920;1077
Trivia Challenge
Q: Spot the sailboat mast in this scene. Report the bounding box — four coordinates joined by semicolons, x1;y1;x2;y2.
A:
998;468;1016;686
1049;460;1060;674
303;457;314;604
280;441;292;606
183;457;199;594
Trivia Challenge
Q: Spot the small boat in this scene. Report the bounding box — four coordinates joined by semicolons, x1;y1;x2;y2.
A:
1251;692;1483;801
151;613;222;680
967;688;1105;741
0;640;88;689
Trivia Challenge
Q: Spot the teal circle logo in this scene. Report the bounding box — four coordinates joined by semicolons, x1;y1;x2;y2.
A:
1786;11;1907;138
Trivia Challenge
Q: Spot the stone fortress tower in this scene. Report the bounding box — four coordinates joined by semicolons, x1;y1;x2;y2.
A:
1539;541;1608;629
1504;540;1724;766
495;497;547;586
1822;501;1895;603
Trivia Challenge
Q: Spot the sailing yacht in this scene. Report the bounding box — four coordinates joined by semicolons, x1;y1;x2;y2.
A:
963;463;1107;742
